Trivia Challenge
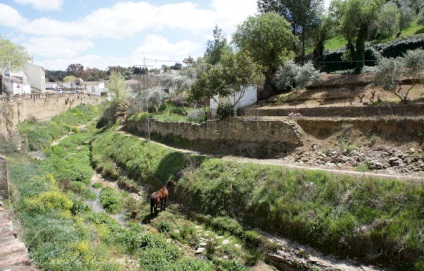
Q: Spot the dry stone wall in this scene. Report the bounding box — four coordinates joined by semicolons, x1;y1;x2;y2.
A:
124;118;303;158
0;93;103;138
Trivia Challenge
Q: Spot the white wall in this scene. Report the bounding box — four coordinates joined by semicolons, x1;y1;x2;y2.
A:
24;63;46;93
210;86;257;117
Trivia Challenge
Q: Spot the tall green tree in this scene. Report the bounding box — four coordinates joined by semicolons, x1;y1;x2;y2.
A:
336;0;384;73
257;0;324;60
204;25;232;65
232;12;296;98
0;37;29;94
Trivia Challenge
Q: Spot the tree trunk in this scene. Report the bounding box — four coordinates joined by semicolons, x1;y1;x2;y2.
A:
354;23;368;74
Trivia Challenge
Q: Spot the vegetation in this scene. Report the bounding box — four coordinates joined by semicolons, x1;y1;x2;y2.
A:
232;12;296;87
189;51;264;118
273;61;321;92
373;48;424;103
18;104;101;151
91;128;424;270
0;37;30;76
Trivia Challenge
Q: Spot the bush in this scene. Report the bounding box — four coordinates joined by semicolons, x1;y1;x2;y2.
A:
99;187;122;214
274;61;321;92
216;102;234;120
24;191;73;214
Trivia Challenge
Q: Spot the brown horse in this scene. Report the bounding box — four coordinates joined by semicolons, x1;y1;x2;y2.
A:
150;180;176;215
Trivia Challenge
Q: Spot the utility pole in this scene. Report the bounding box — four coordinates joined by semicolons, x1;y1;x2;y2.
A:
134;58;153;140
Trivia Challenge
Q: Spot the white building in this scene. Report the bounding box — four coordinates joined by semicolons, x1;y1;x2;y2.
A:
24;63;45;92
1;71;31;95
210;86;257;117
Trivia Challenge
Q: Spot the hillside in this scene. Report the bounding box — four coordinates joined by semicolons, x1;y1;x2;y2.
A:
242;73;424;179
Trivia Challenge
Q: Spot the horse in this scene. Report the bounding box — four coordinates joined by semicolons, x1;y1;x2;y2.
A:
150;180;176;215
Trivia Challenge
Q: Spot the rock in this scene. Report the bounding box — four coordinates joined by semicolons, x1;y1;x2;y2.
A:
409;148;415;154
222;239;230;245
195;247;205;254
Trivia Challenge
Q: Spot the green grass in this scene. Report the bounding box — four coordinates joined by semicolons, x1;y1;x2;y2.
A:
128;103;208;124
324;21;424;51
91;128;424;270
324;35;347;51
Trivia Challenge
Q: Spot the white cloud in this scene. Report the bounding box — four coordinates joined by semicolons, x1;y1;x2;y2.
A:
0;4;27;27
13;0;63;11
133;35;200;63
25;37;94;58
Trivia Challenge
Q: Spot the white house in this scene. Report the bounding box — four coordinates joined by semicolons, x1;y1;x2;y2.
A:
1;71;31;95
210;86;258;117
84;81;106;95
24;63;45;92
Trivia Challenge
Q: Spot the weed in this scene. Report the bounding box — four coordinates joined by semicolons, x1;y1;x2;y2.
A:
356;161;372;172
99;187;122;214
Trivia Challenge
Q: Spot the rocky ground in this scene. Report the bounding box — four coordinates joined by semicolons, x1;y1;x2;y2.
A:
250;73;424;181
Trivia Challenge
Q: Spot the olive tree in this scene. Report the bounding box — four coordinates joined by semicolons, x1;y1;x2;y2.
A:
337;0;385;73
373;49;424;103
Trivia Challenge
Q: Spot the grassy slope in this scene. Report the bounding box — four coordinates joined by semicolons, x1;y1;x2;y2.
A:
7;105;251;271
324;20;424;51
91;128;424;270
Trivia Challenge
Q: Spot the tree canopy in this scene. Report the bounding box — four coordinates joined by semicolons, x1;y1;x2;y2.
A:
189;52;264;109
232;12;296;76
335;0;385;73
0;37;30;75
257;0;324;60
204;25;232;65
107;70;129;103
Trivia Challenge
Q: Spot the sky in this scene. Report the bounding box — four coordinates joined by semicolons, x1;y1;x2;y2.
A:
0;0;331;71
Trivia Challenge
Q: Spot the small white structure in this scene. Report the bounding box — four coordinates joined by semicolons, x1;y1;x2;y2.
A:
2;71;31;95
24;63;45;92
210;86;257;117
84;81;106;95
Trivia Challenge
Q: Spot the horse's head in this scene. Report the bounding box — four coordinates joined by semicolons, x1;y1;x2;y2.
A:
166;180;176;187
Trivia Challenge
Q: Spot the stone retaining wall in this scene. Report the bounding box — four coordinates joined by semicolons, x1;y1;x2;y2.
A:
0;93;103;139
124;118;303;158
243;103;424;118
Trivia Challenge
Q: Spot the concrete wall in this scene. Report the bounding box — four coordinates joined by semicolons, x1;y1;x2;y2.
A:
0;93;104;138
124;118;303;158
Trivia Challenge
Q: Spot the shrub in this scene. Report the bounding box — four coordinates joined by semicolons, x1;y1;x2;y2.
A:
99;187;122;214
24;191;73;214
216;102;234;120
274;61;321;92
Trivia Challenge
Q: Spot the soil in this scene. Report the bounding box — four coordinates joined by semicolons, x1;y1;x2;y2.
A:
247;73;424;181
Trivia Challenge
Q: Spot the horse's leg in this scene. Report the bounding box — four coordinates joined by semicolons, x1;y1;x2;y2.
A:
163;196;168;210
150;197;154;215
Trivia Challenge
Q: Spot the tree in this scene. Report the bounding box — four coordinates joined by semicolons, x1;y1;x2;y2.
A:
232;12;296;98
373;49;424;103
66;63;84;78
0;37;29;93
189;52;264;116
204;25;232;65
107;70;129;103
337;0;385;73
63;75;77;89
376;2;400;38
257;0;324;60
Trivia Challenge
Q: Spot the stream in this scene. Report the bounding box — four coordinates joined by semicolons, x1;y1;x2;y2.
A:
85;172;127;226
